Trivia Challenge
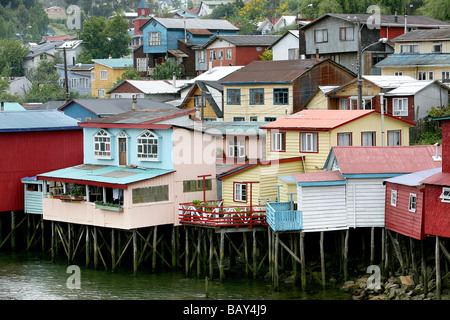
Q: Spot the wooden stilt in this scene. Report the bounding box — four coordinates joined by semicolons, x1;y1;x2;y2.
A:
410;238;418;284
11;211;15;250
111;228;116;272
252;229;257;279
85;225;90;268
243;232;249;277
293;233;298;284
133;229;137;276
26;215;30;250
268;228;272;278
219;230;225;281
436;236;441;300
68;223;72;264
171;227;176;269
51;221;55;262
41;217;45;253
344;229;349;282
93;227;98;270
320;231;325;289
381;227;385;275
370;227;375;265
152;226;158;273
185;228;189;277
209;229;213;280
421;241;428;293
274;232;279;291
197;229;201;278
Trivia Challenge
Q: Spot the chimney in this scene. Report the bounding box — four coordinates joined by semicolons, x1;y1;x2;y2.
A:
132;95;137;111
433;143;441;161
1;101;4;111
394;9;398;23
173;72;176;88
315;48;320;62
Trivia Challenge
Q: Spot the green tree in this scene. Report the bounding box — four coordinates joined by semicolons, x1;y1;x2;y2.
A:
0;39;29;77
106;12;132;59
417;0;450;22
152;59;184;80
116;66;142;82
24;60;65;102
259;49;272;60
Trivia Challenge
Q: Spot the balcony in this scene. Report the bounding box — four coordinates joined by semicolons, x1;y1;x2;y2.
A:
266;202;302;232
179;200;267;229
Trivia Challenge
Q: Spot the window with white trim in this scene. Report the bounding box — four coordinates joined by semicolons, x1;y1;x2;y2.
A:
100;70;107;80
148;32;161;46
408;193;417;212
97;89;105;98
391;190;397;207
225;49;232;60
400;44;419;53
271;132;285;152
440;187;450;203
234;183;247;202
418;71;426;80
228;139;245;158
94;129;111;158
71;78;77;89
393;98;408;116
137;130;158;160
300;132;318;152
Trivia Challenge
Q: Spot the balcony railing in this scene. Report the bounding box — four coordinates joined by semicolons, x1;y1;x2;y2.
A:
179;200;267;229
266;202;302;232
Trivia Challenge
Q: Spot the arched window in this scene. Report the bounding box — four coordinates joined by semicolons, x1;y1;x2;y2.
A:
137;130;158;160
94;129;111;158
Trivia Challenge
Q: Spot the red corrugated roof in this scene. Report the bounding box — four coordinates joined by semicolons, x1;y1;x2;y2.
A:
420;172;450;186
293;170;345;183
333;145;442;174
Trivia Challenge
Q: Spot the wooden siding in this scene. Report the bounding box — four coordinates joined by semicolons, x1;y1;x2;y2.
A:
346;178;386;228
385;182;424;240
423;185;450;238
221;165;260;207
24;190;43;214
298;185;347;232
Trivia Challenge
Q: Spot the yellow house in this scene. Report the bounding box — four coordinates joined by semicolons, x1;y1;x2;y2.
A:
217;157;304;207
261;109;415;173
91;58;133;98
376;29;450;82
179;80;223;120
218;59;356;122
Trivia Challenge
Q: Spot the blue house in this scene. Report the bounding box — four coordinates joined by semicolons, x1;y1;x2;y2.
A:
58;98;177;122
139;17;239;70
56;64;94;96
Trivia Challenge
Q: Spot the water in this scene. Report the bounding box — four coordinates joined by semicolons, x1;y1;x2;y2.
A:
0;251;351;301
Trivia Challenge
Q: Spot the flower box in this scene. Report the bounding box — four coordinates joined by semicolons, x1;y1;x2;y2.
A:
95;203;123;212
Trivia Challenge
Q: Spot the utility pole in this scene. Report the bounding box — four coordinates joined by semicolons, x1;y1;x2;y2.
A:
357;20;363;110
63;47;69;101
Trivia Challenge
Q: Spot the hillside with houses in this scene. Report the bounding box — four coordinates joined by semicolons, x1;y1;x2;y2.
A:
0;0;450;301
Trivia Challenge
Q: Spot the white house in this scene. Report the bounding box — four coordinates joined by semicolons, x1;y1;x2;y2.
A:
269;30;301;60
55;40;84;66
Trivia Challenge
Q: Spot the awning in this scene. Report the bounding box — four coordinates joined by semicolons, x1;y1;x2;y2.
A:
168;49;189;58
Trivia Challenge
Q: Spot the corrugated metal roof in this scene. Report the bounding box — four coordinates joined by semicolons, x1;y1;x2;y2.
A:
391;28;450;42
110;79;190;94
92;58;133;69
1;102;26;111
24;41;64;58
60;98;176;115
294;170;345;183
149;17;239;31
375;54;450;68
385;167;442;186
260;110;380;130
0;110;80;132
362;75;417;88
332;145;442;175
385;80;447;96
420;171;450;186
220;59;326;84
38;165;174;186
197;121;269;135
209;35;281;47
186;66;244;84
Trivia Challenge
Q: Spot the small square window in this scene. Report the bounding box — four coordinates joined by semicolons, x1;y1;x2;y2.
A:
391;190;397;207
408;193;417;212
440;187;450;203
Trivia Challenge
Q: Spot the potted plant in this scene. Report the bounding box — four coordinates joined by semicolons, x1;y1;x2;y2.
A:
95;200;123;212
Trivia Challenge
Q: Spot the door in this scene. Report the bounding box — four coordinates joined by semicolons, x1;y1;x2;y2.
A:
119;138;127;166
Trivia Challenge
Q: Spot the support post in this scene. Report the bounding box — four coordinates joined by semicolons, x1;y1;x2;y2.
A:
219;230;225;282
68;223;72;265
370;227;375;265
85;225;90;268
300;231;306;290
133;229;137;276
93;227;98;270
152;226;158;273
11;211;15;250
344;229;349;282
185;228;189;277
252;229;257;279
320;231;325;289
274;233;279;291
209;229;213;279
51;221;55;262
436;236;441;300
111;228;116;272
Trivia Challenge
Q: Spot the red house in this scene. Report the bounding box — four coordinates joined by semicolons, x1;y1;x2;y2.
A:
0;110;83;213
384;166;442;240
203;35;281;71
421;117;450;238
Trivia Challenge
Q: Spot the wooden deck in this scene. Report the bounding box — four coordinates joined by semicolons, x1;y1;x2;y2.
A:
179;200;267;229
266;201;302;232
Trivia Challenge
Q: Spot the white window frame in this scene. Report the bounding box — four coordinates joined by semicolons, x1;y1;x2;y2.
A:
100;70;107;80
91;71;95;80
234;183;247;202
71;78;77;89
428;71;434;80
400;44;419;54
440;187;450;203
408;193;417;213
225;49;232;60
339;98;348;110
137;130;159;161
218;50;224;60
271;132;285;152
418;71;426;80
300;132;318;153
228;139;245;158
393;98;408;116
391;190;397;207
97;89;105;98
148;32;161;46
388;130;401;146
94;129;112;159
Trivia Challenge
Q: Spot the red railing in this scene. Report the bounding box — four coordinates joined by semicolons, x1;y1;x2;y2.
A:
179;200;267;229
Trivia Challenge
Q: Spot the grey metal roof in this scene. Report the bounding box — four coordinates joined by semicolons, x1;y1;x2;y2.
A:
0;110;80;132
375;53;450;67
391;28;450;42
384;167;442;187
24;41;64;59
150;17;239;31
209;35;281;47
59;98;177;116
301;13;449;29
194;121;269;136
